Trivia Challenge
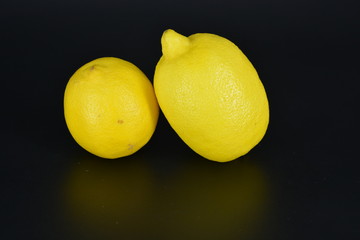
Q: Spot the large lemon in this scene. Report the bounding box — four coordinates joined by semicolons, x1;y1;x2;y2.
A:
64;57;159;159
154;29;269;162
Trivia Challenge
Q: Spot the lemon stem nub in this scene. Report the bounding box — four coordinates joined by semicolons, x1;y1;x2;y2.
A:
161;29;190;59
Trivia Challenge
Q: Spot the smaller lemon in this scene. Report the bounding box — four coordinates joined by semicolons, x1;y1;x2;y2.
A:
64;57;159;159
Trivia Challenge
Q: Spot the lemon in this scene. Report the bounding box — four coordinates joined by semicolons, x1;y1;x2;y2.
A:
64;57;159;159
154;29;269;162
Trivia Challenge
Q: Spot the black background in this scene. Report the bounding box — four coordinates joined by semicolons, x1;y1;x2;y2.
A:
1;0;359;239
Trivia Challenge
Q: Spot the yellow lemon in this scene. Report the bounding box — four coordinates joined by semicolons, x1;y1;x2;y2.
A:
154;29;269;162
64;57;159;159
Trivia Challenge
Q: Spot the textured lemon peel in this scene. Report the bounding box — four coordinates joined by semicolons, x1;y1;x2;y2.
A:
161;29;190;59
154;29;269;162
64;57;159;159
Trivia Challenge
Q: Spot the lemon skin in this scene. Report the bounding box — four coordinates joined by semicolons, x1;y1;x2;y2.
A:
154;30;269;162
64;57;159;159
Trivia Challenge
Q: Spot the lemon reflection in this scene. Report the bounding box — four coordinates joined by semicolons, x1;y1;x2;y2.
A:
61;154;271;239
155;158;270;240
62;155;154;238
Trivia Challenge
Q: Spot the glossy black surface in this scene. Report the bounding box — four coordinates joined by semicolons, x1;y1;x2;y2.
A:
1;0;359;239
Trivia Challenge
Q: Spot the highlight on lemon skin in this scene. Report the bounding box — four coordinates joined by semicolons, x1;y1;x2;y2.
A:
154;29;269;162
64;57;159;159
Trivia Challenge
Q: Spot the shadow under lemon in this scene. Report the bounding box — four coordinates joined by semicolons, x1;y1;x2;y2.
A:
152;156;271;240
60;154;155;239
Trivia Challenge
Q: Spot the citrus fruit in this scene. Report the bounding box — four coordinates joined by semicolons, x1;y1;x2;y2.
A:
154;29;269;162
64;57;159;159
